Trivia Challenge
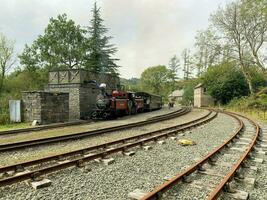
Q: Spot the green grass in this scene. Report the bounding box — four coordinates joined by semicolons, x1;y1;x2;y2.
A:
0;122;30;131
224;107;267;124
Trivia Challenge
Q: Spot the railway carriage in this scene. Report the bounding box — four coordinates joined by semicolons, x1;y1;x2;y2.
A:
135;92;162;111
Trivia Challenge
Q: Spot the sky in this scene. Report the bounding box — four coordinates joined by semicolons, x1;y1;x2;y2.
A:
0;0;232;79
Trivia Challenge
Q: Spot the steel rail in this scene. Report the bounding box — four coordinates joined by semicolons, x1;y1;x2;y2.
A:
207;111;260;200
140;110;245;200
0;108;184;136
0;110;214;174
0;110;217;187
0;108;190;152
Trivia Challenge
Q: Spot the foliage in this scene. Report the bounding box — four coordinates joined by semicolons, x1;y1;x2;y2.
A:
201;62;250;104
19;14;86;71
85;2;119;74
209;0;267;93
140;65;172;101
0;33;15;97
180;79;199;105
228;91;267;111
120;77;141;92
194;28;225;76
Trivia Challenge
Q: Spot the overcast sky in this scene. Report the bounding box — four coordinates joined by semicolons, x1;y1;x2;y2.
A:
0;0;232;78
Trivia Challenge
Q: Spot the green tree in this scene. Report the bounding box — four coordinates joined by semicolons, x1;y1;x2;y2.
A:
211;0;267;93
140;65;172;100
85;2;119;74
201;62;249;104
19;14;86;71
0;33;15;97
181;80;199;106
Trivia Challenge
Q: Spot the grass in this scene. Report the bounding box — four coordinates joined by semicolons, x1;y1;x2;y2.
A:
0;122;30;131
223;107;267;124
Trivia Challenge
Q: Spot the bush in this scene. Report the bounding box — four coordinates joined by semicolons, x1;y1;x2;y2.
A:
201;62;249;104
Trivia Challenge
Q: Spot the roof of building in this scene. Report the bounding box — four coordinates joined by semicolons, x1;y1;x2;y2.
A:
168;89;184;97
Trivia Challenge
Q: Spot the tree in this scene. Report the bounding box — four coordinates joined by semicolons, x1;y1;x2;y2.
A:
85;2;119;74
0;33;15;96
181;49;193;80
19;14;86;71
240;0;267;71
201;62;250;104
194;28;224;76
19;43;40;72
211;0;267;94
140;65;171;99
168;55;180;90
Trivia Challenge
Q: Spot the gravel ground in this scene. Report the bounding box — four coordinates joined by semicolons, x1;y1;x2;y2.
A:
163;116;265;200
0;107;180;144
0;112;238;200
245;121;267;200
0;109;208;167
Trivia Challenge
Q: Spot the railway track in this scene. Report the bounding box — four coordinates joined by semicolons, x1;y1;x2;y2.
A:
0;107;190;152
0;108;185;137
0;109;217;187
140;110;263;200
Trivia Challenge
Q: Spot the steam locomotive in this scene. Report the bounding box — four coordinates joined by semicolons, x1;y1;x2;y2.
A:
91;84;162;119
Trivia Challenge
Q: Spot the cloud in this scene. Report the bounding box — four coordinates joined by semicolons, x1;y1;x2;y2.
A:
0;0;229;78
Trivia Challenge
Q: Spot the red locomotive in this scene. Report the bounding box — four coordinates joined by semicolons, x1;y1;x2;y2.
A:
91;83;162;119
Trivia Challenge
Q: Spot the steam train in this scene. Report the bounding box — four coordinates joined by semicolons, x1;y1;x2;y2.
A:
91;84;162;119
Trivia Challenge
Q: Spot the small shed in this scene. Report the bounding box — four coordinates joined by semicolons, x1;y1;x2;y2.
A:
194;83;214;107
168;89;184;105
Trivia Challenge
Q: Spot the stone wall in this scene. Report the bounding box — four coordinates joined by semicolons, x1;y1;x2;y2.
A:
46;83;100;120
22;91;69;124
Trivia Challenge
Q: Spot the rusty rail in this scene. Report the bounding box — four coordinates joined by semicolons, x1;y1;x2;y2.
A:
140;110;246;200
0;108;190;152
207;112;260;200
0;108;185;136
0;110;217;187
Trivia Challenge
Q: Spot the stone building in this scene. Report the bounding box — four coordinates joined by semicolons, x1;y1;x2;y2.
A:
168;89;184;105
194;83;214;107
22;91;69;124
22;69;120;124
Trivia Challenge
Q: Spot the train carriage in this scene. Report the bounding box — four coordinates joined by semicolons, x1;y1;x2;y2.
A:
135;92;162;111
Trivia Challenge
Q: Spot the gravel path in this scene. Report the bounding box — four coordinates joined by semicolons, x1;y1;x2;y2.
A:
0;107;179;144
0;109;208;167
0;112;238;200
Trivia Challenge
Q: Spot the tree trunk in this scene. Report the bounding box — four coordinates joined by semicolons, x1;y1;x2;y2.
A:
241;65;254;94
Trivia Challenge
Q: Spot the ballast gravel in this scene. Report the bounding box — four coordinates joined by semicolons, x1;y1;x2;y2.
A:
0;109;208;167
0;107;179;144
0;112;238;200
247;121;267;200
